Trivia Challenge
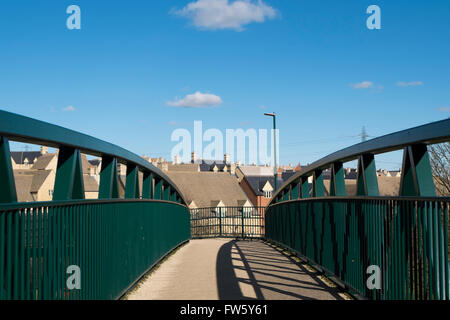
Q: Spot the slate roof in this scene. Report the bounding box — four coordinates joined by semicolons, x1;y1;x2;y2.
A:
11;151;42;165
88;159;101;167
198;160;231;172
281;170;296;181
244;176;283;196
345;168;357;180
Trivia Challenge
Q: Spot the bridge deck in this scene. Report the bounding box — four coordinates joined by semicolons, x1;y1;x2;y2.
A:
125;239;347;300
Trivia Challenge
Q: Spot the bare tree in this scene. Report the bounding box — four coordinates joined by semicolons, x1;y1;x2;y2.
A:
429;142;450;196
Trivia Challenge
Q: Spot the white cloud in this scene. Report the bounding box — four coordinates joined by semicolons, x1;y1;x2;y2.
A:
397;81;423;87
167;92;223;108
173;0;277;31
62;106;75;112
436;107;450;112
350;81;374;89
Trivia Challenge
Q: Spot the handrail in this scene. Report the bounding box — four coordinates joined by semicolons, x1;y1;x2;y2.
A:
0;110;186;205
270;118;450;205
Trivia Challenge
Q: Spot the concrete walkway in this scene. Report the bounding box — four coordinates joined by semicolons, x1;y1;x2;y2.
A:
126;239;345;300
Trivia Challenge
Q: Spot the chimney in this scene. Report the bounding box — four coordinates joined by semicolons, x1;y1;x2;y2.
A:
40;146;48;155
277;167;283;178
174;154;181;165
224;153;230;164
191;151;197;164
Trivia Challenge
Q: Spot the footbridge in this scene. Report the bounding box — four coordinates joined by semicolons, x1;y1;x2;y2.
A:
0;110;448;300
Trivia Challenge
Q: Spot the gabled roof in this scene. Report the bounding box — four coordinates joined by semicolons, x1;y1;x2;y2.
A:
244;176;281;196
32;153;56;170
88;159;101;167
237;199;252;207
188;200;198;209
30;170;52;193
261;180;273;192
13;169;52;200
11;151;42;165
13;171;34;202
166;171;250;207
210;200;223;207
345;168;357;180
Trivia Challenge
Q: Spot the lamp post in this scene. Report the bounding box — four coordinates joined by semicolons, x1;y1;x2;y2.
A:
264;112;277;192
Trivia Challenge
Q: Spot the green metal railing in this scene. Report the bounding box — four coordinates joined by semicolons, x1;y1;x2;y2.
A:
266;119;450;300
266;197;449;300
190;207;265;239
0;110;190;300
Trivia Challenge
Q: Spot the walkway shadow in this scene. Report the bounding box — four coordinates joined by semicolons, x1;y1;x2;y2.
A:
216;239;344;300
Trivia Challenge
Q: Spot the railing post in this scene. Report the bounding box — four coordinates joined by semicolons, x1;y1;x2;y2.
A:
98;156;119;199
163;184;170;201
53;147;85;200
125;164;140;199
291;182;299;199
0;136;17;203
399;144;436;196
300;176;310;198
154;177;162;200
312;169;325;197
242;207;245;239
356;154;379;196
330;161;346;196
219;207;222;237
142;172;153;199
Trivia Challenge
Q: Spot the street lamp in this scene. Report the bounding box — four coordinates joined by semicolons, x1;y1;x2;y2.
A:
264;112;277;192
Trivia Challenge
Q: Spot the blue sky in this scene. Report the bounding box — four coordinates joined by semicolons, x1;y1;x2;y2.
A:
1;0;449;169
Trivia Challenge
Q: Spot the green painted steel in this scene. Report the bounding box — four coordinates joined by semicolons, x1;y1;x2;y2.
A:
330;162;346;196
98;156;119;199
0;199;190;300
265;197;449;300
0;110;185;205
142;172;153;200
190;207;266;239
154;178;163;200
312;169;325;197
53;147;85;201
356;154;379;196
0;137;17;203
265;119;450;300
0;111;190;300
271;118;450;204
400;144;436;196
125;165;140;199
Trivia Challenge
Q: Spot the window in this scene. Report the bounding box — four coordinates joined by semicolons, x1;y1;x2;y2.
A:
264;191;272;198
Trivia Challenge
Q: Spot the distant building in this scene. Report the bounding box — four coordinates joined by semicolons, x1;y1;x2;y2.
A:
168;152;236;175
11;146;48;169
240;176;277;208
13;150;100;202
165;171;250;208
